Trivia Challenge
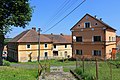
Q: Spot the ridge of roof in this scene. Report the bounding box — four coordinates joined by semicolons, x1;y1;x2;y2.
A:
70;13;116;31
9;30;30;42
9;29;71;43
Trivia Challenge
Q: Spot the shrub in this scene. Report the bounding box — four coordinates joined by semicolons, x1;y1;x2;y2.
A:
3;60;10;66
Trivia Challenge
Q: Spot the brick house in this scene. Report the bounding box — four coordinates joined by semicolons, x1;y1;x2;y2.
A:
7;28;72;62
71;14;116;60
116;36;120;52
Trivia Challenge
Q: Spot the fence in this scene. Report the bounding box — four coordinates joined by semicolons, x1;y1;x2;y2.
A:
75;56;120;80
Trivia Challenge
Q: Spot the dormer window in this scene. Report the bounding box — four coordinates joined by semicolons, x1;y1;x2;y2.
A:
84;22;90;28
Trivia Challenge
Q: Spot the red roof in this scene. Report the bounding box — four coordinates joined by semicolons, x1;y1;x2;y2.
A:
10;29;72;44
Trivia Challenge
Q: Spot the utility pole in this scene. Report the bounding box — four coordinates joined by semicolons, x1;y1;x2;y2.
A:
37;28;42;80
38;28;41;62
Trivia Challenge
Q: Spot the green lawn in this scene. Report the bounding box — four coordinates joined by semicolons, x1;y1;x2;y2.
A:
0;66;37;80
74;61;120;80
0;59;76;80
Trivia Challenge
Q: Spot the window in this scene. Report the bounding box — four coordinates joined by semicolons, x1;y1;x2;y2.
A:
65;44;67;48
53;51;58;56
54;45;56;48
76;50;82;55
109;50;112;54
26;44;31;49
76;36;82;42
78;25;80;27
95;23;98;26
93;36;101;42
109;36;111;41
44;52;48;57
93;50;101;56
84;22;90;28
44;44;47;48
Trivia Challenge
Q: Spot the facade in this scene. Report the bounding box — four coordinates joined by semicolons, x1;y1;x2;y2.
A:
116;36;120;52
71;14;116;60
7;28;72;62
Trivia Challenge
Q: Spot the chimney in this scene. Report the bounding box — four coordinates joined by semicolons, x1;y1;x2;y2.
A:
100;18;102;21
51;33;53;35
60;33;64;36
32;27;36;31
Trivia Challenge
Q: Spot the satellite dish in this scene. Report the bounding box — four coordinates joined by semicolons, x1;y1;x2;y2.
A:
73;36;76;40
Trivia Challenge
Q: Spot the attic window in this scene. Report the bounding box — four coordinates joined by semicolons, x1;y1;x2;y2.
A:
78;25;80;27
26;44;31;49
84;22;90;28
95;23;98;26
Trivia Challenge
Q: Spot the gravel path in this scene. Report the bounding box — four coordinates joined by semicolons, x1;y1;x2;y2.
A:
40;66;77;80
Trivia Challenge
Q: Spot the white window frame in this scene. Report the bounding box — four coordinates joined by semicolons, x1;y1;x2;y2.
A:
53;45;57;49
26;43;31;49
84;22;91;28
44;51;48;57
65;44;67;48
92;50;102;56
44;43;48;48
92;35;102;42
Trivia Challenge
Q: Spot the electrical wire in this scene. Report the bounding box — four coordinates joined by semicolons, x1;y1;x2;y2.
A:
43;0;86;33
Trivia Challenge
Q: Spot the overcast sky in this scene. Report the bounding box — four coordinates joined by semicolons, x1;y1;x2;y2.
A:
6;0;120;38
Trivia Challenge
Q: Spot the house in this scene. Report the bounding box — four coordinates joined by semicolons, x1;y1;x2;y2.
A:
116;36;120;52
70;14;116;60
7;28;72;62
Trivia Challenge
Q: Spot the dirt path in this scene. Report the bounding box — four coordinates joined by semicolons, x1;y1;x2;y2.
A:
40;66;76;80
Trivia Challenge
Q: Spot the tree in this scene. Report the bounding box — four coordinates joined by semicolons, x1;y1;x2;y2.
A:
0;0;32;65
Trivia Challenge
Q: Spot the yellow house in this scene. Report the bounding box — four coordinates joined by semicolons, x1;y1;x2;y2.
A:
7;28;72;62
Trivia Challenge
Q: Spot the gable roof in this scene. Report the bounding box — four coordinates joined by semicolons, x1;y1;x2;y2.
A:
10;29;51;43
70;13;116;31
9;29;72;44
43;34;71;44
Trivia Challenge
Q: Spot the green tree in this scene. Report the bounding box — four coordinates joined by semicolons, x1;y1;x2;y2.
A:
0;0;32;65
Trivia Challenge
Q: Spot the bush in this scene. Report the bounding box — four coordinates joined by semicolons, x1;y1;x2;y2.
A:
3;60;10;66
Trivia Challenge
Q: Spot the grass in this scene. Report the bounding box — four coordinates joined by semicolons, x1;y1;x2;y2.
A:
74;61;120;80
0;59;76;80
0;66;37;80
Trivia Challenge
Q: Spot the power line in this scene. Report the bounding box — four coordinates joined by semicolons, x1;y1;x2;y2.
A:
43;0;86;33
43;0;71;28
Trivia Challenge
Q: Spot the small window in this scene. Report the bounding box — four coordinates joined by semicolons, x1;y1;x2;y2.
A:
44;52;48;57
76;50;82;55
112;37;114;41
95;23;98;26
93;36;101;42
65;44;67;48
54;45;56;48
109;36;111;41
27;44;31;49
84;22;90;28
109;50;112;54
44;44;47;48
76;36;82;42
78;25;80;27
93;50;101;56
